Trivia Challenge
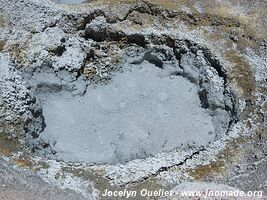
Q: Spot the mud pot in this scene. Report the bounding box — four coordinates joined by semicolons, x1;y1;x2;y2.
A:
0;0;266;199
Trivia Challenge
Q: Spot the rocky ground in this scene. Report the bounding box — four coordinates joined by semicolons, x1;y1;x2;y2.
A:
0;0;266;199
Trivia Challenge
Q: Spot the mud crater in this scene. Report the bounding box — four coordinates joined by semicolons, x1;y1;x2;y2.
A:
13;12;238;165
22;33;237;165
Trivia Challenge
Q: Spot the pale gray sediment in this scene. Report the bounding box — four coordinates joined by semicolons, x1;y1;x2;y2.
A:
23;40;234;164
38;61;215;164
19;14;235;164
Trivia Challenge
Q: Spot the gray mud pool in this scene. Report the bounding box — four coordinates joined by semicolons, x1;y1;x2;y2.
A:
32;60;218;164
